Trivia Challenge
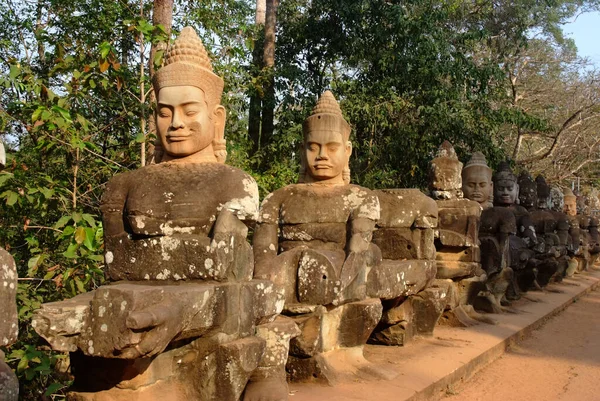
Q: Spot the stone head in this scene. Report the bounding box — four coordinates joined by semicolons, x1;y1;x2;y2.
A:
517;171;537;210
429;141;463;199
493;161;519;206
461;151;493;207
576;194;590;216
152;27;226;163
586;188;600;215
550;186;565;212
535;175;551;210
563;188;577;216
299;91;352;185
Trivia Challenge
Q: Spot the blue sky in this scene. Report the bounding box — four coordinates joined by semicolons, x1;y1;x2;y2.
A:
562;11;600;66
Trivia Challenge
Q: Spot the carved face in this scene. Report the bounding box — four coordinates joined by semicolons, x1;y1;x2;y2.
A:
156;86;223;158
430;159;462;191
462;167;492;205
494;179;518;206
304;130;351;183
537;195;550;210
550;188;564;212
518;186;537;210
564;197;577;216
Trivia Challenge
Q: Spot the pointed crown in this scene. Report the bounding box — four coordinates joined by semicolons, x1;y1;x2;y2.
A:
303;91;351;141
462;151;492;176
493;161;517;184
152;27;224;110
564;187;577;201
436;141;458;159
518;171;535;186
536;175;550;198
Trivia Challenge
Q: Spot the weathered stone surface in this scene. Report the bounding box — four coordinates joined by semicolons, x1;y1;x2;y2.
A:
374;189;438;228
0;352;18;401
34;280;283;359
0;245;18;401
429;141;463;200
436;199;481;248
286;299;382;383
436;261;480;280
0;248;18;346
288;299;382;357
367;259;436;300
411;288;448;336
369;320;414;346
33;292;93;352
372;227;436;260
68;336;264;401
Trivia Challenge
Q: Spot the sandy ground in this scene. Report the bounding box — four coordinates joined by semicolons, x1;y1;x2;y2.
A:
444;287;600;401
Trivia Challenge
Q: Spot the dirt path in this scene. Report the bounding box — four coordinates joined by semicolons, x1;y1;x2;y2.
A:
444;287;600;401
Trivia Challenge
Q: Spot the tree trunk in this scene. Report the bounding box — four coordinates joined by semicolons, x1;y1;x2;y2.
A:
260;0;279;148
248;0;267;156
147;0;174;165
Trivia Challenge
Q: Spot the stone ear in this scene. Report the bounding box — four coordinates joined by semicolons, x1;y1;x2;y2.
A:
346;140;352;158
212;105;227;163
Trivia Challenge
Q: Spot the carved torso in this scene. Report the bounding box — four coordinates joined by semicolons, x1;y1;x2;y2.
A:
100;163;259;281
103;163;258;237
258;184;379;251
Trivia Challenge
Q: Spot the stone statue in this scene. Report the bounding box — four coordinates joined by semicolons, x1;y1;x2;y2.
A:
551;187;578;277
461;151;493;209
584;189;600;267
0;140;19;401
253;91;390;384
462;152;515;313
518;173;558;288
33;27;292;401
492;162;539;299
428;142;491;326
369;189;440;345
533;176;567;282
563;188;585;276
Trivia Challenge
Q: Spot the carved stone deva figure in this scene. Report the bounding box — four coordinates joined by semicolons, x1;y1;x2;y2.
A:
518;172;558;288
428;142;491;327
564;188;585;276
253;91;391;384
369;189;439;345
33;27;293;401
462;152;516;314
493;162;539;299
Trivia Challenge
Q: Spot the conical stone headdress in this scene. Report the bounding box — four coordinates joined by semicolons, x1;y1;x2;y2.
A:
563;187;577;201
302;91;351;141
463;151;492;174
535;175;550;199
152;27;224;110
493;161;517;184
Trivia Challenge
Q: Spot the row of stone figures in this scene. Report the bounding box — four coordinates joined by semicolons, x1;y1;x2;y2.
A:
1;26;599;401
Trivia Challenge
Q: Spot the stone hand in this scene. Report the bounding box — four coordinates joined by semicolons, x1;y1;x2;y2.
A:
348;233;370;253
120;302;185;358
214;208;249;237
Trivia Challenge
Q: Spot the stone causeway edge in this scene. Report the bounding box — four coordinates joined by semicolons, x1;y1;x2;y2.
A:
410;271;600;401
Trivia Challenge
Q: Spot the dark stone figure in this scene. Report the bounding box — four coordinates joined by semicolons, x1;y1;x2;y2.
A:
462;152;515;313
493;162;539;300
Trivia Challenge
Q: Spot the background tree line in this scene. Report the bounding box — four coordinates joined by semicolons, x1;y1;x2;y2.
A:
0;0;599;398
